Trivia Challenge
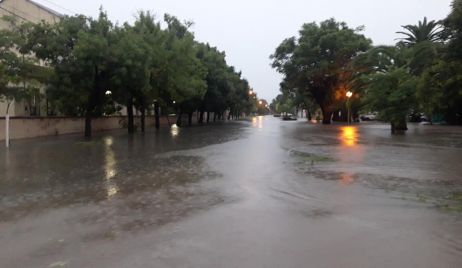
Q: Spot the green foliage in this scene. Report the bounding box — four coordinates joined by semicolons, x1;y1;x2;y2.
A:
271;19;371;124
271;93;295;114
1;7;253;135
360;9;462;128
397;17;443;46
416;61;445;121
365;66;418;127
444;0;462;59
440;0;462;124
0;15;47;114
163;15;206;109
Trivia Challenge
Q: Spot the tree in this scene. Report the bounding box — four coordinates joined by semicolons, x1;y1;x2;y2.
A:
110;23;153;133
5;7;255;137
271;19;371;124
395;18;445;123
0;17;23;114
196;43;231;122
0;16;49;115
227;74;254;120
365;65;417;133
162;14;206;126
133;11;167;130
397;17;443;46
27;10;114;137
74;11;114;138
26;15;90;116
439;0;462;124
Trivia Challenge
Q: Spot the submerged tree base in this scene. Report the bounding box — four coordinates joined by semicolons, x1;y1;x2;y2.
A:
391;121;408;134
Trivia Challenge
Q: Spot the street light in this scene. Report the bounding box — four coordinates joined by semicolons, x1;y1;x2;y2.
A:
259;100;263;105
105;90;112;96
249;90;254;95
346;91;353;124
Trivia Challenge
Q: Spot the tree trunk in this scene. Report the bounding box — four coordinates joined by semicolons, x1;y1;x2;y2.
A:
140;107;146;132
154;101;160;130
176;110;182;126
199;110;204;124
321;105;332;125
188;112;193;126
391;119;408;134
127;97;135;134
84;97;96;139
84;114;92;138
84;65;104;138
213;113;217;122
206;112;210;123
307;110;312;121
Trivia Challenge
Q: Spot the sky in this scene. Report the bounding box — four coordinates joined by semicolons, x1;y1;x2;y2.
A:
34;0;452;101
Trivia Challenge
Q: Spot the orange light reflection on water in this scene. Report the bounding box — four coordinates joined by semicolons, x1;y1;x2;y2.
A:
340;172;354;185
340;126;358;147
336;126;363;187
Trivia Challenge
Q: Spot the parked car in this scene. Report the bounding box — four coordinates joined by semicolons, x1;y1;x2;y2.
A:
282;113;297;121
273;114;281;117
409;113;428;123
360;113;377;121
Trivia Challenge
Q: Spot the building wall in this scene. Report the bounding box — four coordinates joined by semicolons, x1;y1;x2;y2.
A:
0;0;61;117
0;0;60;27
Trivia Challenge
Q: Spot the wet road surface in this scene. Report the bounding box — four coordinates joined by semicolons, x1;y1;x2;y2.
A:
1;117;462;267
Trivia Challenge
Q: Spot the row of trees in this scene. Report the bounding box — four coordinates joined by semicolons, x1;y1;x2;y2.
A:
271;0;462;132
0;9;257;137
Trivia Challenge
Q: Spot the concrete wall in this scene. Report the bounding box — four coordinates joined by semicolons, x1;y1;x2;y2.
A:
0;0;61;28
0;115;182;141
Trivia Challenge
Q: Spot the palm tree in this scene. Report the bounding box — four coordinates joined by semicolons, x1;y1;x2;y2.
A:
397;17;443;45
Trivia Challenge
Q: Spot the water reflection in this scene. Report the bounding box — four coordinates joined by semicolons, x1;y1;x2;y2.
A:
252;116;264;129
340;172;354;185
171;124;179;137
252;117;258;128
104;137;118;199
339;126;358;147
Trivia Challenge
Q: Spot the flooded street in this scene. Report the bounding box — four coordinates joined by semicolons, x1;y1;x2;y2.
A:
1;117;462;267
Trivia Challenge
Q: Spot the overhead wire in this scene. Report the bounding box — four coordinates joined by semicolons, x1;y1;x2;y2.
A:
0;5;33;23
34;0;79;15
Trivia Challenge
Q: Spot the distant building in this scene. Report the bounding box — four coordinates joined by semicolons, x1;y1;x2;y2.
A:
0;0;61;116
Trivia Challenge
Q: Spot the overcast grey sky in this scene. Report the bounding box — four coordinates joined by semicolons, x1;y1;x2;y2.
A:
34;0;452;101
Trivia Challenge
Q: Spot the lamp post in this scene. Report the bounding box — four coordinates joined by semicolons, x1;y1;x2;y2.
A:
346;91;353;124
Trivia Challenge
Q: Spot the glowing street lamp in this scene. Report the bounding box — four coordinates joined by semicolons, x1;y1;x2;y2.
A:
259;100;263;105
346;91;353;124
105;90;112;96
249;90;254;95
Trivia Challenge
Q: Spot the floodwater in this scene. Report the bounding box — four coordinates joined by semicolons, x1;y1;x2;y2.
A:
1;117;461;267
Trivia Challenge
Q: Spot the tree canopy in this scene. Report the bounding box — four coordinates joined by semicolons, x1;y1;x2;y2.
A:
0;8;257;137
271;2;462;131
271;19;371;124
